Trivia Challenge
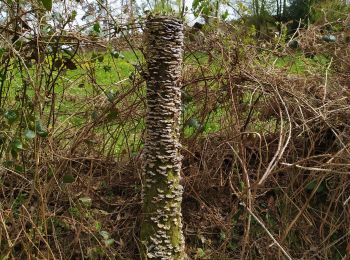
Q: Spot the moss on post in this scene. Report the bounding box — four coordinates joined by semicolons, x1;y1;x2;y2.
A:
140;16;185;259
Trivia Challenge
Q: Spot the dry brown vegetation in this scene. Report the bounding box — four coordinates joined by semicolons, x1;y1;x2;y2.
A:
1;15;350;259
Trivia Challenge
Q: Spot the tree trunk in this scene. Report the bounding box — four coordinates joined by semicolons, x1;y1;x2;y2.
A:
140;16;186;259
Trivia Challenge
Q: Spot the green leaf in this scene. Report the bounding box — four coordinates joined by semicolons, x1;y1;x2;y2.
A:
202;5;210;16
104;238;115;247
306;180;317;191
14;164;24;173
91;110;99;120
239;180;245;191
188;117;200;129
91;52;104;62
40;0;52;11
78;197;92;208
306;180;326;193
111;50;125;59
221;10;229;20
128;72;135;80
219;231;226;241
110;50;120;58
63;59;77;70
182;90;192;104
68;207;79;217
0;48;5;58
62;174;75;183
93;23;101;34
106;108;118;121
24;129;36;139
70;10;77;21
103;65;111;72
192;0;200;9
322;35;336;43
196;248;206;258
4;110;18;124
92;209;109;216
97;55;104;62
11;139;23;151
10;139;23;157
3;160;14;168
91;52;98;61
94;221;102;231
35;120;48;137
105;90;116;102
99;230;110;240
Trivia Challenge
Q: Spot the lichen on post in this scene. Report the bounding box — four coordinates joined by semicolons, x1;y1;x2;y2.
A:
140;16;186;259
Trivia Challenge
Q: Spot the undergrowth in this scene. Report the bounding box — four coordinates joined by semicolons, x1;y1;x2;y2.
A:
1;10;350;260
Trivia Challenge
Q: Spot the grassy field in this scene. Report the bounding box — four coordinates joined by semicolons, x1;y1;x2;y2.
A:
46;49;330;152
40;49;228;154
1;45;332;161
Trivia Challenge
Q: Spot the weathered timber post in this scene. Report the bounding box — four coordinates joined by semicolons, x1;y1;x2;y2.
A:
140;16;185;259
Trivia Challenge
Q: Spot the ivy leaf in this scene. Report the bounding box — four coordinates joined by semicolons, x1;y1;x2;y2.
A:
12;139;23;150
106;108;118;121
4;110;18;124
104;238;115;247
40;0;52;11
24;129;36;139
105;90;116;102
110;50;120;58
11;139;23;157
188;117;200;129
14;164;24;173
91;110;99;120
35;120;48;137
62;174;75;183
128;72;135;80
306;180;326;193
99;230;110;240
306;180;317;191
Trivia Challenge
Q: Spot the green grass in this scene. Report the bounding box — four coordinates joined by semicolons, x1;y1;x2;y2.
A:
271;53;330;74
3;49;324;156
